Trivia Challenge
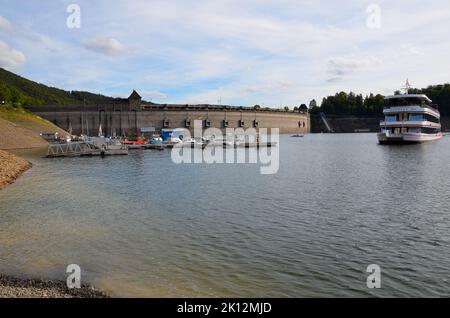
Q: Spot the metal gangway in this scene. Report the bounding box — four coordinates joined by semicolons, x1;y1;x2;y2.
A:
320;112;334;133
46;142;102;158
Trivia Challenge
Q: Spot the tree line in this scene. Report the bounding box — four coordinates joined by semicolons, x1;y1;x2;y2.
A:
309;83;450;117
309;92;385;117
408;84;450;116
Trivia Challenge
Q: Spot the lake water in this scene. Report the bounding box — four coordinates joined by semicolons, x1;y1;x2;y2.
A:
1;134;450;297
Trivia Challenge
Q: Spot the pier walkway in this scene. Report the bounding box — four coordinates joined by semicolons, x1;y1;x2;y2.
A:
46;142;128;158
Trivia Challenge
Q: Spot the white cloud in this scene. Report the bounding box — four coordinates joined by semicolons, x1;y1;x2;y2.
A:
401;44;425;56
0;16;13;31
327;56;382;82
141;90;168;100
85;37;126;56
0;41;26;69
3;0;450;105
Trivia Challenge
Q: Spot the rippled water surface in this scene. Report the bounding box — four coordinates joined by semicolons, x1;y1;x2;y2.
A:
1;134;450;297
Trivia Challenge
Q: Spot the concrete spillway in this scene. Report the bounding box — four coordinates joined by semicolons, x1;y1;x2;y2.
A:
320;112;334;133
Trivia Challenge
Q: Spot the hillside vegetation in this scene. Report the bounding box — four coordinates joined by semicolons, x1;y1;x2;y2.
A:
310;92;385;117
310;84;450;117
0;67;123;107
409;84;450;116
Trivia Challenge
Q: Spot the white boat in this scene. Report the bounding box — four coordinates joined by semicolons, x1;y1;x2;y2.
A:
163;136;182;148
149;135;163;144
378;80;443;144
83;136;128;152
205;136;234;148
180;137;205;148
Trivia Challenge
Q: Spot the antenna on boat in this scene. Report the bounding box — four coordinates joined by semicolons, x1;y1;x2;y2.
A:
402;79;411;94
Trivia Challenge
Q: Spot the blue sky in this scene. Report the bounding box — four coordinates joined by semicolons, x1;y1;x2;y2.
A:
1;0;450;107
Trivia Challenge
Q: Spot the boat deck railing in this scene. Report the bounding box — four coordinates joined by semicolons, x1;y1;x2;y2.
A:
383;104;439;112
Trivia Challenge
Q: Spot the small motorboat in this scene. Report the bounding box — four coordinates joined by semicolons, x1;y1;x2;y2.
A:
205;136;234;148
163;137;183;148
180;137;206;149
149;135;163;145
122;137;148;149
146;135;165;150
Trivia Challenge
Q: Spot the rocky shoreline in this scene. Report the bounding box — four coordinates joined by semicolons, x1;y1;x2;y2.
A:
0;150;32;191
0;275;109;298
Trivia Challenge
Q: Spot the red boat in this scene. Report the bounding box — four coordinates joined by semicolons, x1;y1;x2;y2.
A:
122;137;148;146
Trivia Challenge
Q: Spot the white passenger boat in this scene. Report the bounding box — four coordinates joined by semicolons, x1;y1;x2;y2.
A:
378;81;443;144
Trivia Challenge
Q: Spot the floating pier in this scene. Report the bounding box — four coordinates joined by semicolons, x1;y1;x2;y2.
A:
234;141;277;148
46;142;128;158
45;138;276;158
145;144;165;150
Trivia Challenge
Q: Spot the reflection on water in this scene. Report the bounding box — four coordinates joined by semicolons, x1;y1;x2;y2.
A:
1;134;450;297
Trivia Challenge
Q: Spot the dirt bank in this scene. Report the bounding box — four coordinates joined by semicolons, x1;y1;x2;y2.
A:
0;150;32;191
0;275;109;298
0;107;68;150
0;107;70;189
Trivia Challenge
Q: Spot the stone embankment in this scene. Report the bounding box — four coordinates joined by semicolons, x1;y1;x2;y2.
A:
0;275;109;298
0;149;32;191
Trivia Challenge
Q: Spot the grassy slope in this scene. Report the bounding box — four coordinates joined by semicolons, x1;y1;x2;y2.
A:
0;106;68;150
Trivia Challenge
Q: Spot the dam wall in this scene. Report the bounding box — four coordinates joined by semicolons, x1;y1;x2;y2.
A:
311;114;450;133
27;105;310;136
310;115;383;133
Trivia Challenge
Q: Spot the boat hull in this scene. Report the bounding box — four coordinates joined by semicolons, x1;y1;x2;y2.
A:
378;132;443;144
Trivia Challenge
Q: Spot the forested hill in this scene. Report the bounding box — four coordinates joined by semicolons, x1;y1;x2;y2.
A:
0;67;124;107
310;84;450;117
408;84;450;116
309;92;385;117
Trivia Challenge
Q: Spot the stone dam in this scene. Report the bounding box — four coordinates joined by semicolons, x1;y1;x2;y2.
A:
25;91;310;136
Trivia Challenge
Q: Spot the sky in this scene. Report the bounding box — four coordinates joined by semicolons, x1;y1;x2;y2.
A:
1;0;450;107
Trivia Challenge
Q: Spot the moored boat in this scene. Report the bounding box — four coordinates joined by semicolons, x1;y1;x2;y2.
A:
378;80;443;144
179;137;206;149
122;137;148;149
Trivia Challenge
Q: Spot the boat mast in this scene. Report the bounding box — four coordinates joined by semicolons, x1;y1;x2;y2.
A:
402;79;411;94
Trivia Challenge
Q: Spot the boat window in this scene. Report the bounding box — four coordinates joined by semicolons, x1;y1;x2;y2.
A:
409;114;423;121
385;115;397;122
424;114;440;123
386;97;428;107
421;127;440;134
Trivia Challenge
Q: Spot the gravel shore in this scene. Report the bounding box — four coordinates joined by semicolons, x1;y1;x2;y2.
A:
0;150;32;191
0;275;109;298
